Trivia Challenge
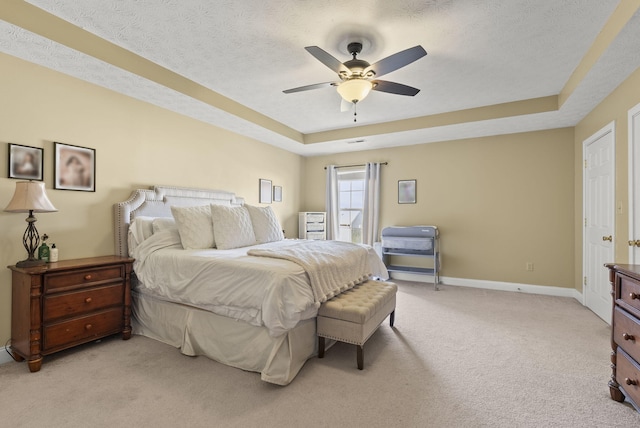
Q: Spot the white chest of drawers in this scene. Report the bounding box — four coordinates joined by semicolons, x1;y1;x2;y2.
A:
299;212;326;240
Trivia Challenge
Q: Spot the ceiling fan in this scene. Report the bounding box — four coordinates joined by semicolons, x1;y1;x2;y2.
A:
283;42;427;119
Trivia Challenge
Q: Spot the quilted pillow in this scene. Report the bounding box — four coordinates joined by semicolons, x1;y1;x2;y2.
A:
210;204;256;250
170;205;215;249
245;205;284;244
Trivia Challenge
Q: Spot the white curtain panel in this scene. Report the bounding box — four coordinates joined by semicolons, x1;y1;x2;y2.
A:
325;165;340;240
362;162;381;246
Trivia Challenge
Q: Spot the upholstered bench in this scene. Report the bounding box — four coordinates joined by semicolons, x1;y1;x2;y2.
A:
317;280;397;370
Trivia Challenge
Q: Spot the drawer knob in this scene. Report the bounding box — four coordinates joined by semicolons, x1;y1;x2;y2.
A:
84;274;92;281
85;297;92;304
85;324;93;330
625;378;638;386
622;333;635;341
630;293;640;300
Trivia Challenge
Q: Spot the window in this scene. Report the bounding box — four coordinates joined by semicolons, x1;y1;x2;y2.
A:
337;167;365;244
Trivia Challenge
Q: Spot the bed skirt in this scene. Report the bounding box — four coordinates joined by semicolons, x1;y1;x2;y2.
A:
131;290;317;385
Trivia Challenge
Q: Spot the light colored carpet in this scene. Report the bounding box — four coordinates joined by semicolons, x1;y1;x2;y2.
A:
1;281;639;427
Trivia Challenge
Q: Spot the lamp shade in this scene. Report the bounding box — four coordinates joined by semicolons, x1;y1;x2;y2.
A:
4;181;57;213
337;79;373;103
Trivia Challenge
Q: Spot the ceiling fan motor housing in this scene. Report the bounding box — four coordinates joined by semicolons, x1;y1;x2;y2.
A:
342;42;373;79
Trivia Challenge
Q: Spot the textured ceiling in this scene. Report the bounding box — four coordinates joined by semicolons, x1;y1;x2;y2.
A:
1;0;639;156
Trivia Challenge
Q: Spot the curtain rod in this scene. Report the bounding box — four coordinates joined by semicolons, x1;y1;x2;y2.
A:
323;162;388;170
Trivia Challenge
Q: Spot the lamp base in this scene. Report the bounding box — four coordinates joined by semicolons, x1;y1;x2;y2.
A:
16;258;46;268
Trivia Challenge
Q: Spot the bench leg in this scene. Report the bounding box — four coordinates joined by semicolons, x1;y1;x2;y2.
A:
318;336;325;358
357;345;363;370
390;310;395;327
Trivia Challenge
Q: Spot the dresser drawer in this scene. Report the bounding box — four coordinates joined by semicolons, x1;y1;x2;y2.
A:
306;232;326;240
616;348;640;408
44;266;124;292
614;307;640;362
620;274;640;313
306;214;325;223
306;223;325;232
43;284;124;322
43;308;123;352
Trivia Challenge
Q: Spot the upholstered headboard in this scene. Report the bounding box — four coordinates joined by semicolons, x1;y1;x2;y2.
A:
114;185;245;257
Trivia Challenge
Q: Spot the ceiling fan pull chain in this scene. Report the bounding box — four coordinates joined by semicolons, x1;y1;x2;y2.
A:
353;102;357;122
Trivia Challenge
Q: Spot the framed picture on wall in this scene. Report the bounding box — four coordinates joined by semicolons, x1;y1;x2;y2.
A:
54;142;96;192
273;185;282;202
259;178;272;204
8;143;43;181
398;179;416;204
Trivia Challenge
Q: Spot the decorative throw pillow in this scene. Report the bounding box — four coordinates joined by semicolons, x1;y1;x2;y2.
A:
210;204;256;250
170;205;215;249
245;205;284;244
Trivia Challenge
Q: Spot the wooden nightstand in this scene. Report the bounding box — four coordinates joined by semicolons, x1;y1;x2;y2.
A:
8;255;134;372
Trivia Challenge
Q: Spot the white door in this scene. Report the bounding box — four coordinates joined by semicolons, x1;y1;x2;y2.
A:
583;122;615;324
629;103;640;263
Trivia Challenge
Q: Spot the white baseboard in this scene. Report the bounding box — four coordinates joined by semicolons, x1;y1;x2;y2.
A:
0;346;15;365
389;272;583;301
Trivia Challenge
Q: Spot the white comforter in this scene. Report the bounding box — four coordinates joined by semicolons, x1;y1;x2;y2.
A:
132;229;388;337
248;240;372;303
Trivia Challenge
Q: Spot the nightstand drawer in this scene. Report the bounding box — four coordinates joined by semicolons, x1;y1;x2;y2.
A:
43;284;124;322
44;266;124;292
616;348;640;407
43;308;123;352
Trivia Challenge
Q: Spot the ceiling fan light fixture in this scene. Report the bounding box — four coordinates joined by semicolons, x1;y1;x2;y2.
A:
337;79;373;103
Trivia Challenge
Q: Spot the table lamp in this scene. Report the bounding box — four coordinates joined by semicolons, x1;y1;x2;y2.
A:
4;181;57;267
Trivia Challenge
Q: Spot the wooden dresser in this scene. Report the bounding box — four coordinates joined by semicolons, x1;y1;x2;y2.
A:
8;255;134;372
607;264;640;412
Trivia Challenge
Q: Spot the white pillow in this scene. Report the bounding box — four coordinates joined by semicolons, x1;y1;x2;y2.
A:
210;204;256;250
127;216;155;256
170;205;215;249
152;217;177;233
245;205;284;244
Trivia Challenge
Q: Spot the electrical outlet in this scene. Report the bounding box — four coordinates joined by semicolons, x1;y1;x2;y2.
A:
526;262;534;271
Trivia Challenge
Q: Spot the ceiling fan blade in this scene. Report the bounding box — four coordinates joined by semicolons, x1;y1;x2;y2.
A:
363;45;427;78
305;46;351;75
283;82;337;94
340;98;353;112
372;80;421;96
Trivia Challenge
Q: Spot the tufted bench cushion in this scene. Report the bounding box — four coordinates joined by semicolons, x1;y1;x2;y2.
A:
317;280;397;370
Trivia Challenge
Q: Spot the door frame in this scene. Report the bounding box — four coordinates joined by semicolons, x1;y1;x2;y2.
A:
629;102;640;263
582;121;615;315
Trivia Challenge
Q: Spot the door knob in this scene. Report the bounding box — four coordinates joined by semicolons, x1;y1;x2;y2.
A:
629;240;640;247
602;235;612;242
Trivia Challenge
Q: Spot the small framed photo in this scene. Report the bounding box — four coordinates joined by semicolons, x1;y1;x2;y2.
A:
273;186;282;202
8;144;43;180
259;178;272;204
54;142;96;192
398;179;416;204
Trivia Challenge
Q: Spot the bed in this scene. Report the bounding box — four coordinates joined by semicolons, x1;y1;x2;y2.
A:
114;185;388;385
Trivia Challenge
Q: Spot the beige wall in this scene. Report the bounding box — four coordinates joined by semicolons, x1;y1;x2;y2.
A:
0;53;303;346
1;46;638;349
573;66;640;288
303;128;576;288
